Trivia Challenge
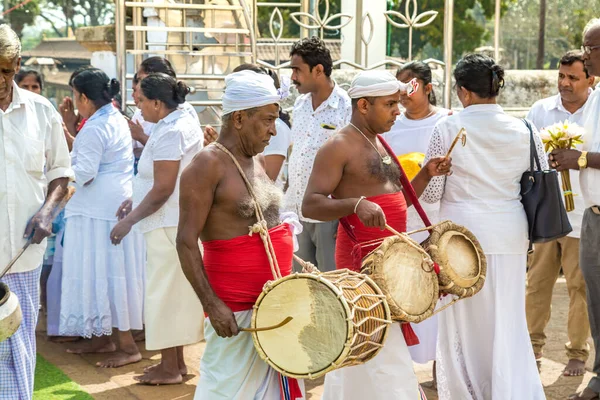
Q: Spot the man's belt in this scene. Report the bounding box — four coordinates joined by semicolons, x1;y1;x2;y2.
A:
591;206;600;215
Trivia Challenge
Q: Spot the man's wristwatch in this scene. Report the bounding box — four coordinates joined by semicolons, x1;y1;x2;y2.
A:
578;151;588;169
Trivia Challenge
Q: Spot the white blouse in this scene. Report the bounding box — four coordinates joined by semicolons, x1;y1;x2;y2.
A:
132;109;203;233
422;104;548;254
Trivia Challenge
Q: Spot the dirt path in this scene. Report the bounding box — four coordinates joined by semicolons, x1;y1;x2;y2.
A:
36;279;594;399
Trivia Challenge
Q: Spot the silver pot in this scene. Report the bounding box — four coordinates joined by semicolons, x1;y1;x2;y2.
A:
0;282;22;342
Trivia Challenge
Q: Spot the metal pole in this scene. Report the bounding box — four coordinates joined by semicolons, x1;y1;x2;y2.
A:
494;0;500;62
443;0;454;109
355;0;363;66
115;0;126;112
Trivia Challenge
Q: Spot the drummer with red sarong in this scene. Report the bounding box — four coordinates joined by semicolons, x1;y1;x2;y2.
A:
302;70;452;400
177;70;304;400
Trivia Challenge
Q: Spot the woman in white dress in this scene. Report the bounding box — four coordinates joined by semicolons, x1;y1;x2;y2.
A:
60;69;145;368
423;54;546;399
382;61;450;368
110;73;204;385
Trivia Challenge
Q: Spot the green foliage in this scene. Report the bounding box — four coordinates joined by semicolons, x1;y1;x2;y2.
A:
500;0;600;69
256;0;342;40
4;0;40;37
386;0;515;61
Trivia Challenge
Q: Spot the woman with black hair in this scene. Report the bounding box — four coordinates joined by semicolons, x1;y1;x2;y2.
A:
129;57;200;151
422;54;546;399
15;69;42;94
59;68;145;369
110;73;204;385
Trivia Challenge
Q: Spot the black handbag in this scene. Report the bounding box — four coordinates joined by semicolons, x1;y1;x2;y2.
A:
520;119;572;249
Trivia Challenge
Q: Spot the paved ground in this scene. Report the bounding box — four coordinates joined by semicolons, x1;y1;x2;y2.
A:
36;278;594;399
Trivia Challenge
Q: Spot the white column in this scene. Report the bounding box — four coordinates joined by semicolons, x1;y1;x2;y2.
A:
340;0;386;68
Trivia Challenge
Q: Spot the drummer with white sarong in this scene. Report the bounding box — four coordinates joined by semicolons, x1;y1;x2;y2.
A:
177;70;304;400
302;70;452;400
0;24;74;399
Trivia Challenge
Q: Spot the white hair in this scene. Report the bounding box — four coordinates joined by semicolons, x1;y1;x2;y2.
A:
584;18;600;36
0;25;20;60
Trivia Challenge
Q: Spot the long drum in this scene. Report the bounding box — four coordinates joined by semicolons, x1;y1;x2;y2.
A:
422;220;487;298
362;235;439;323
251;269;392;379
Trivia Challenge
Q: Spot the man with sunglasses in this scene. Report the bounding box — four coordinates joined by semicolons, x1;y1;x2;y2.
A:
550;18;600;400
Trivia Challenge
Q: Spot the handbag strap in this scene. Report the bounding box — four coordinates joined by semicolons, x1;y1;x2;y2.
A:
523;119;541;173
522;119;540;253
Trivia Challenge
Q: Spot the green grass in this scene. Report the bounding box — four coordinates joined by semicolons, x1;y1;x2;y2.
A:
33;354;94;400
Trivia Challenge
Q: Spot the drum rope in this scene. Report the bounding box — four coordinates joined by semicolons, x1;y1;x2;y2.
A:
384;224;437;273
212;142;282;280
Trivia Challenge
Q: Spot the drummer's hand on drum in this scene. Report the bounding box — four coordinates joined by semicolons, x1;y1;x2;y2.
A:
424;156;453;177
355;199;387;230
207;299;239;337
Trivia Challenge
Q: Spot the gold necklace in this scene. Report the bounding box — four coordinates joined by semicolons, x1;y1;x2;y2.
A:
349;122;392;165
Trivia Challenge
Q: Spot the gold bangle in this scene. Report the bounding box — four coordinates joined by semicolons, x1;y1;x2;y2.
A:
354;196;366;214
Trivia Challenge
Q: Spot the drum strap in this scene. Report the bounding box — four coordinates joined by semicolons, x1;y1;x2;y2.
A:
212;142;283;280
378;135;433;229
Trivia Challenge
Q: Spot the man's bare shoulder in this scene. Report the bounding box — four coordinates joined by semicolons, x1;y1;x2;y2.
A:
322;126;358;152
182;146;225;186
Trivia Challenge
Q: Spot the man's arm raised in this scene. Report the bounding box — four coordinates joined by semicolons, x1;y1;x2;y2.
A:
176;153;239;338
302;136;387;229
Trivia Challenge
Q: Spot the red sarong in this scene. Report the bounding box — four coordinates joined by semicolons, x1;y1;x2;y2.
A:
336;192;408;272
202;223;294;312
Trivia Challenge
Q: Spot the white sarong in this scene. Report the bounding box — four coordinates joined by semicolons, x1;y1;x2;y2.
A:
195;310;305;400
322;323;422;400
436;254;546;400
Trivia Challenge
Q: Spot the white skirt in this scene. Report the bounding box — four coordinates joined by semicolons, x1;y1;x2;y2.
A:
409;314;438;364
59;215;145;337
144;227;204;350
436;254;545;400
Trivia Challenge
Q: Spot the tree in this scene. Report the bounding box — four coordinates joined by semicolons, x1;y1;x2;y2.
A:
386;0;515;61
2;0;40;37
536;0;546;69
40;0;113;37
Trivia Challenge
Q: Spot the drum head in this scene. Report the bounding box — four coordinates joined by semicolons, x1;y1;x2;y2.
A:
253;275;350;377
364;236;438;322
440;231;480;285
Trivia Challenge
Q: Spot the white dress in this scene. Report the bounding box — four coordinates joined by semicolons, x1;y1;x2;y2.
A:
60;104;145;337
382;109;450;364
422;104;547;399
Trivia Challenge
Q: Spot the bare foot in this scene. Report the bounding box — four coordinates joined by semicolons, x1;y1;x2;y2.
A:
97;351;142;368
568;387;599;400
134;365;182;385
144;362;188;376
66;340;116;354
564;359;586;377
534;352;542;373
49;336;80;343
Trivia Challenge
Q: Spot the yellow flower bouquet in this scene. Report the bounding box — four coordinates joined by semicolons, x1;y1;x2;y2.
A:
539;120;585;212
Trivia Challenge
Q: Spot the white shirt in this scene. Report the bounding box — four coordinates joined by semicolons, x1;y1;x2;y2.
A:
422;104;548;255
0;84;74;274
283;85;352;222
66;104;134;221
263;118;292;189
527;93;588;238
382;109;451;156
382;109;450;242
132;109;203;233
581;88;600;208
132;102;200;149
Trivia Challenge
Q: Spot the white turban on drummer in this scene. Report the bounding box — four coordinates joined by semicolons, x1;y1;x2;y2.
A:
347;70;409;99
222;70;280;115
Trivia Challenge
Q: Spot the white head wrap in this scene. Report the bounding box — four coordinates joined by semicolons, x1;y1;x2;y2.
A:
222;70;280;115
347;70;410;99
